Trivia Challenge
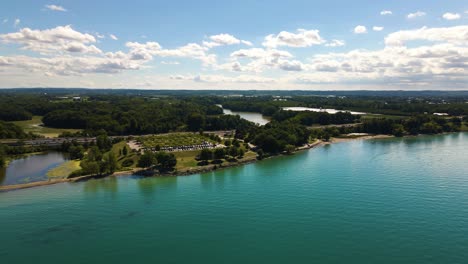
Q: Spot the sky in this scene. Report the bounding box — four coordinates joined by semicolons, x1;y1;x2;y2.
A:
0;0;467;90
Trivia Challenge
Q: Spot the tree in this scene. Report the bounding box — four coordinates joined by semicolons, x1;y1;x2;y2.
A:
155;152;177;171
104;152;118;173
187;113;205;131
257;149;264;160
122;146;128;156
69;145;85;159
138;151;157;168
87;146;102;162
285;144;295;154
80;160;100;175
238;148;245;158
228;146;238;157
96;133;112;151
214;148;225;160
199;149;213;161
0;145;5;168
392;124;405;137
232;139;241;147
254;134;281;154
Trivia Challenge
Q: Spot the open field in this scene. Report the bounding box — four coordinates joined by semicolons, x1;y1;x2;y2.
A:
173;150;201;170
139;133;216;148
174;149;257;171
461;123;468;132
47;160;81;178
360;114;406;120
11;116;82;138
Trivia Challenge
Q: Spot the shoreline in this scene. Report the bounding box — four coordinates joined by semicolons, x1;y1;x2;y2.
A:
0;134;393;192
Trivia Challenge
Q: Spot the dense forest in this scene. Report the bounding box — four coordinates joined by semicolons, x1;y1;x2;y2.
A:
219;95;468;117
0;90;467;161
0;121;28;139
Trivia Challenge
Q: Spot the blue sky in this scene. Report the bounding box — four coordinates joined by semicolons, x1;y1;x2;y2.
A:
0;0;467;89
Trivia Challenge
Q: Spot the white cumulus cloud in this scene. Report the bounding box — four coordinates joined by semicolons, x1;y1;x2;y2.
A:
373;26;384;32
109;34;118;40
45;5;67;12
442;13;461;20
0;25;101;54
228;48;297;72
385;26;468;46
202;33;252;48
380;10;392;15
407;11;426;19
354;25;367;34
325;39;345;47
262;29;324;48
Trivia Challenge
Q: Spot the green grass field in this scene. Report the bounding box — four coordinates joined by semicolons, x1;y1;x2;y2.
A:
47;160;81;178
139;133;216;148
173;150;202;170
361;114;406;120
173;149;257;171
461;123;468;132
109;141;139;169
11;116;82;138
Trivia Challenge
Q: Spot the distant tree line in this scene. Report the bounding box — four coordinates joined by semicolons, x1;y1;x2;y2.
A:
272;110;360;125
356;115;462;136
0;121;28;139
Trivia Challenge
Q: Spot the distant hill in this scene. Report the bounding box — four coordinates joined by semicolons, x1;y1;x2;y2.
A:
1;88;468;98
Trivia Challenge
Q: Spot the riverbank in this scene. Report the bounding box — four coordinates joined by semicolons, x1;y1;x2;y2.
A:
0;134;391;192
328;134;394;144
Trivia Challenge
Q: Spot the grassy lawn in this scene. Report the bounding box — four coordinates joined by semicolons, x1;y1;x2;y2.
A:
109;141;139;170
139;133;216;148
118;136;256;172
11;116;82;138
173;150;200;170
461;123;468;132
361;114;406;120
174;149;257;171
47;160;81;178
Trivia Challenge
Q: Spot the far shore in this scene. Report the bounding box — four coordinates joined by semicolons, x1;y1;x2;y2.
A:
0;134;394;192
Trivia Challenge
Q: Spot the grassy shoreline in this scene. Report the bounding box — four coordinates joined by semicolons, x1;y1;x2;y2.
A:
47;160;81;178
2;132;458;192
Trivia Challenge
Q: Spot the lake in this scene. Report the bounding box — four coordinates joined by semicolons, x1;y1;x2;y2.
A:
1;133;467;263
283;106;367;115
218;105;270;125
0;152;68;186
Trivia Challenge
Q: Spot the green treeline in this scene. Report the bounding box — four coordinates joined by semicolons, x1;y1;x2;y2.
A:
246;122;311;154
358;115;462;136
219;96;468;116
272;111;360;125
34;97;252;135
0;121;28;139
137;151;177;172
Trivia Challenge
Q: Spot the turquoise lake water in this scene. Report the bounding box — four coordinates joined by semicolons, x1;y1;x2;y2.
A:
1;133;467;263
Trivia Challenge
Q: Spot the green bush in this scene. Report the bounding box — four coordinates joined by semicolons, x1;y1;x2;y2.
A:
121;159;134;167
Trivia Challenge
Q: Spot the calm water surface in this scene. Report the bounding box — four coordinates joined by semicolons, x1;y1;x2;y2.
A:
283;106;367;115
1;133;467;263
0;152;68;186
218;105;270;125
